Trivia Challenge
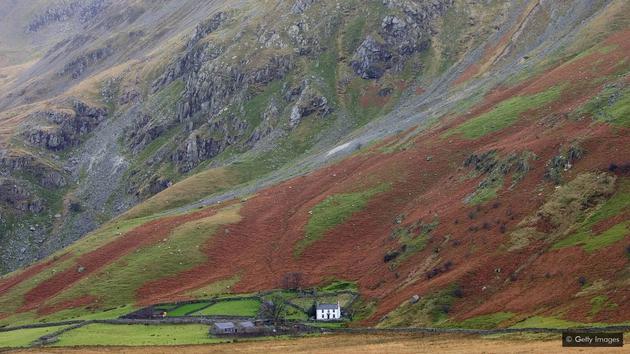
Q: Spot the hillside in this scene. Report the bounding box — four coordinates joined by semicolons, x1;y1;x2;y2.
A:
0;0;629;333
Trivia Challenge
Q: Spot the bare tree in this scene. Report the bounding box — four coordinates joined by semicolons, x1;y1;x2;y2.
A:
261;295;287;324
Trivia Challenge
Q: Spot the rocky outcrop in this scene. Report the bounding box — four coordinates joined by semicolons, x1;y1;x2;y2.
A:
0;179;45;213
291;0;317;14
351;0;452;79
59;46;115;79
177;54;294;121
289;84;332;127
351;36;393;80
246;99;281;147
0;150;66;188
189;12;229;49
152;12;229;91
25;100;107;151
172;115;248;173
27;0;110;32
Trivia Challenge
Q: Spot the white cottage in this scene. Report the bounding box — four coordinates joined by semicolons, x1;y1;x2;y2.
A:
316;301;341;321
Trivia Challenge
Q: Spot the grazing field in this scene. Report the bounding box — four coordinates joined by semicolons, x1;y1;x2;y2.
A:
166;302;212;317
52;324;224;346
192;299;261;317
8;333;630;353
0;325;67;348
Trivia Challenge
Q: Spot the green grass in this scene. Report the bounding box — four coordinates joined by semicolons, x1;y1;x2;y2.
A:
186;275;241;299
590;295;617;316
445;86;563;139
284;306;308;321
378;285;460;328
311;50;338;105
390;218;439;266
343;16;367;54
577;83;630;127
231;116;331;183
307;322;345;329
123;166;237;219
466;175;504;205
448;312;514;330
511;316;585;329
553;178;630;252
167;302;212;317
192;299;261;317
53;324;224;346
319;280;358;293
295;184;390;256
39;205;241;314
0;325;67;348
242;80;284;127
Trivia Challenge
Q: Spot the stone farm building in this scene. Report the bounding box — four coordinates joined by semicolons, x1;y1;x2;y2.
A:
316;302;341;321
211;321;259;335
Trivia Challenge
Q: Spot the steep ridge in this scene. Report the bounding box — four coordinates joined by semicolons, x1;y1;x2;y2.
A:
0;0;629;330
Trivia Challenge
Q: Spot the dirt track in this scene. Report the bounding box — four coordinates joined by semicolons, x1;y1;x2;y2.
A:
6;333;628;354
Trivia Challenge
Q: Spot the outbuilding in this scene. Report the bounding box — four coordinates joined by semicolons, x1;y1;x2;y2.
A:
212;322;237;335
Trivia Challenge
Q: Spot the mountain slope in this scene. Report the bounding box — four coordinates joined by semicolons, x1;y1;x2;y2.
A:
0;0;629;329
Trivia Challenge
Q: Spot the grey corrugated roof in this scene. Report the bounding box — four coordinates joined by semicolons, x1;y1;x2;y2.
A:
317;303;339;310
238;321;255;328
214;322;235;329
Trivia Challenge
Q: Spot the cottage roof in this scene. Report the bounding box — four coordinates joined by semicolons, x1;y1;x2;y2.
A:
317;303;339;310
214;322;235;329
238;321;255;328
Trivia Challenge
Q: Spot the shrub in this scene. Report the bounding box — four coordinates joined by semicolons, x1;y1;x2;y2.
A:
384;250;400;263
69;202;83;213
578;276;587;287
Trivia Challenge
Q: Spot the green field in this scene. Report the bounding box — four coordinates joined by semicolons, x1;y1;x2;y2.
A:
553;178;630;252
53;324;224;346
445;85;563;139
295;184;390;256
0;325;67;348
166;302;212;317
192;299;261;317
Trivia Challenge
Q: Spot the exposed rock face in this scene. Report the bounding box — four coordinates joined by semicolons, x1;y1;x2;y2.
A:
27;0;110;32
0;179;44;213
152;12;229;91
25;100;107;151
59;46;115;79
177;54;294;122
351;36;393;80
291;0;317;14
173;115;248;173
0;150;66;188
351;0;452;79
289;84;332;127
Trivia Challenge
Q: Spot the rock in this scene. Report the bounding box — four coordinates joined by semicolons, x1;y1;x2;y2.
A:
0;149;66;188
410;294;420;304
289;86;332;127
0;179;46;214
27;0;110;33
291;0;316;14
350;36;391;79
351;0;452;79
25;100;107;151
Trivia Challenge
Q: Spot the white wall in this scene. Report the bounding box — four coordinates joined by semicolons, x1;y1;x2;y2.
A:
316;308;340;320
